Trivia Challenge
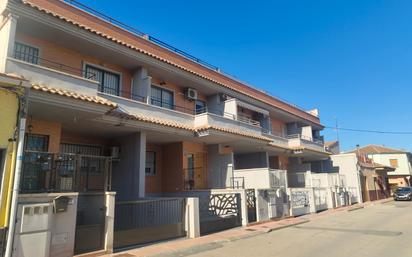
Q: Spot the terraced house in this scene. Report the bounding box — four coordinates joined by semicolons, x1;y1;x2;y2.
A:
0;0;334;256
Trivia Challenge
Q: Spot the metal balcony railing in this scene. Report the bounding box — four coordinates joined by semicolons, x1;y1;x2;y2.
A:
286;134;325;146
14;51;96;79
195;107;262;127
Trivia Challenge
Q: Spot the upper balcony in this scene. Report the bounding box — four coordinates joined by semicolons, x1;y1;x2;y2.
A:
194;107;264;136
287;134;326;152
5;56;99;96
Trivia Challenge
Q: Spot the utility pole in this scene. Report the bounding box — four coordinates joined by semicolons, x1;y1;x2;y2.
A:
335;117;340;142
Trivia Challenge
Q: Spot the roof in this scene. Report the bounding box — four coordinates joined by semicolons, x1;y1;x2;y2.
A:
325;141;338;148
31;84;117;108
18;0;322;127
0;72;27;81
348;144;408;155
108;110;273;142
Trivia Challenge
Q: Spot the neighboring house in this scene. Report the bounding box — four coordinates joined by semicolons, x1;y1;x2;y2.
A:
325;141;340;154
348;145;412;191
0;0;331;256
0;73;27;256
331;153;394;203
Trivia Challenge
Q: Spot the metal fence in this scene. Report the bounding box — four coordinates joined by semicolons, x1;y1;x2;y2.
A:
313;187;329;211
20;151;111;193
114;198;186;248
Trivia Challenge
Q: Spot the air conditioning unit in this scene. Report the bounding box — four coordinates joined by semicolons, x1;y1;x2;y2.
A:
110;146;120;159
185;88;198;101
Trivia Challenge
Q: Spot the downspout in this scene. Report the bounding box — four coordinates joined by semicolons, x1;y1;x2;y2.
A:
4;86;27;257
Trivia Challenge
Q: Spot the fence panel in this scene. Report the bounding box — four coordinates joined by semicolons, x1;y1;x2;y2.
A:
114;198;186;248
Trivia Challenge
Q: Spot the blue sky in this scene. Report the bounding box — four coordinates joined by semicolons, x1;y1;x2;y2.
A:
79;0;412;152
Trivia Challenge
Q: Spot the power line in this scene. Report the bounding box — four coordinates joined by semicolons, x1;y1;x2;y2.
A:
324;126;412;135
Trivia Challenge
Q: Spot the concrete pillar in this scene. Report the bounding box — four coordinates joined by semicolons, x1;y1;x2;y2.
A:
104;192;116;253
137;132;146;198
131;67;151;103
185;197;200;238
239;189;249;226
111;132;146;200
309;188;316;213
326;187;334;209
0;14;17;73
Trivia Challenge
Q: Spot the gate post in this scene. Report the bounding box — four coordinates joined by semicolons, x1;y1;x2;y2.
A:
185;197;200;238
309;188;316;213
239;190;249;226
104;192;116;253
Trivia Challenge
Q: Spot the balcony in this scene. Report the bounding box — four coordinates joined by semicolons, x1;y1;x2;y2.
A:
263;131;290;149
232;168;287;189
287;134;326;152
101;93;195;127
194;110;263;136
5;57;99;95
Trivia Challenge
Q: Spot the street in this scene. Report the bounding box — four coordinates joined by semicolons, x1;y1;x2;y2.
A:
156;201;412;257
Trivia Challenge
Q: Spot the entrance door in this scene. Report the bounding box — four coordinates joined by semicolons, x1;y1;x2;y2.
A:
194;153;207;189
74;194;106;255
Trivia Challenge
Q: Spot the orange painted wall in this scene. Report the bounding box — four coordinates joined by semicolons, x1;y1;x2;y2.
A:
150;77;206;112
26;119;61;153
16;32;207;108
271;118;285;136
279;155;289;170
15;32;133;97
145;143;163;194
60;130;111;148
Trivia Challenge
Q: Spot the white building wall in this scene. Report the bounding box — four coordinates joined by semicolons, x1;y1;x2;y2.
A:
330;153;362;203
368;153;412;176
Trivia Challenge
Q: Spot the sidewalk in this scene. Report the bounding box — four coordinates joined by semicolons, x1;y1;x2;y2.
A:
99;198;393;257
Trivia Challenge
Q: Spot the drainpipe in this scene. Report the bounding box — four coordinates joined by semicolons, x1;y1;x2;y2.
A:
4;88;27;257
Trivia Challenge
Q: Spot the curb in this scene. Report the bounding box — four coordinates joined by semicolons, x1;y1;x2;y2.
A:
347;206;364;212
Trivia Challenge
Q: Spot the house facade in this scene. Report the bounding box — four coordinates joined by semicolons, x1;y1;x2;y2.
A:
0;0;333;256
331;152;394;203
349;145;412;191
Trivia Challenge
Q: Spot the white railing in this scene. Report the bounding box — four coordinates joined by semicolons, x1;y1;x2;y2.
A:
233;168;287;189
236;114;261;127
269;169;287;188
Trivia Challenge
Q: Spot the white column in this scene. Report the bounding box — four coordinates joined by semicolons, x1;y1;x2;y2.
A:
239;189;249;226
185;197;200;238
309;188;316;213
0;14;17;73
104;192;116;253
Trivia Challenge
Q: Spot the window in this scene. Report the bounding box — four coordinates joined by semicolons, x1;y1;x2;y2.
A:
390;159;399;168
145;151;156;176
14;42;39;64
151;85;174;110
24;134;49;152
195;100;206;114
85;65;120;96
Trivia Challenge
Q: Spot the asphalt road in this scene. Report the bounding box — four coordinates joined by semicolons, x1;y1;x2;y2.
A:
168;201;412;257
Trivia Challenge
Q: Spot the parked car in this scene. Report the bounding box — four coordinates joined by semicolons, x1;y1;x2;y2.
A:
393;187;412;201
